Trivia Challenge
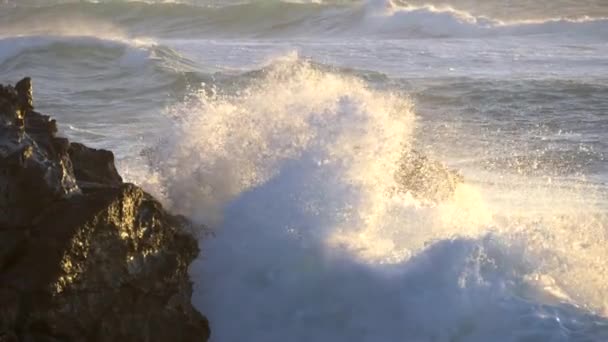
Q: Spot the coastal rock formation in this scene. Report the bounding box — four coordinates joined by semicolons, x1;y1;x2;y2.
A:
396;149;463;203
0;79;209;341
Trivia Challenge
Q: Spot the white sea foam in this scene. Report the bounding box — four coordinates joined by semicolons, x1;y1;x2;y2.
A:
138;53;414;226
120;54;608;341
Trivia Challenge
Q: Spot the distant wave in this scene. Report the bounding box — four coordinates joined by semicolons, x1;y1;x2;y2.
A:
0;36;151;66
0;34;211;138
0;33;210;80
1;0;607;39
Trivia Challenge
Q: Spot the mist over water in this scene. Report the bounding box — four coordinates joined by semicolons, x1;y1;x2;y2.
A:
2;0;608;341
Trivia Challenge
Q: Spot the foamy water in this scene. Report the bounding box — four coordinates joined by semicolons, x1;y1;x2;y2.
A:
2;0;608;340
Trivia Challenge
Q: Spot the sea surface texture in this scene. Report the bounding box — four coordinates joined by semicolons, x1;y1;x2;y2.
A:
2;1;608;341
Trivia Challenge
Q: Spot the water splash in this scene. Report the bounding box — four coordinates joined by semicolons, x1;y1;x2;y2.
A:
141;54;414;225
124;54;608;340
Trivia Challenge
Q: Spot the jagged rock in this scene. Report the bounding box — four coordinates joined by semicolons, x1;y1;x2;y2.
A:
1;184;209;341
15;78;33;112
69;143;123;187
0;90;79;227
0;84;23;128
396;149;463;203
0;79;210;341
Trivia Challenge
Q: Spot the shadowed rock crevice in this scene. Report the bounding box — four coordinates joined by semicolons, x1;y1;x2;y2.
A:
0;79;209;342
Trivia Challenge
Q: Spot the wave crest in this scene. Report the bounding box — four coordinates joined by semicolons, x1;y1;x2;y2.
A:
118;53;608;341
133;53;414;225
2;0;607;39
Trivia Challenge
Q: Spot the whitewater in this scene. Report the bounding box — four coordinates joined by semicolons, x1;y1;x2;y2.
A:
2;0;608;341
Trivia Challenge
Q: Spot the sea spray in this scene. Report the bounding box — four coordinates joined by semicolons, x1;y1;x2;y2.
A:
128;55;608;340
142;55;414;226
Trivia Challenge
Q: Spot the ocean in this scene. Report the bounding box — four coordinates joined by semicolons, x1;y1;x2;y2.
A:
1;0;608;341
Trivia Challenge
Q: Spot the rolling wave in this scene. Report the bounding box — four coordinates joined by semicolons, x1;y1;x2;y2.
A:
0;34;205;86
0;34;210;155
0;36;153;67
1;0;607;39
0;34;386;90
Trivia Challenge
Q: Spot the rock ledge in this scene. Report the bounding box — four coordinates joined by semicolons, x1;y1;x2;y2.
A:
0;79;210;342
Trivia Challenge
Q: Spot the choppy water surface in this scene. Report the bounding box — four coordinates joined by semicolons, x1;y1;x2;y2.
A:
2;1;608;341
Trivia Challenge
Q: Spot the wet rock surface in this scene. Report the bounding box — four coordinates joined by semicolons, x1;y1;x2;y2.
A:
0;79;209;342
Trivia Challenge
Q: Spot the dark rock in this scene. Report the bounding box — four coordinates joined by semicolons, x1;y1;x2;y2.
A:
69;143;123;187
0;78;210;341
396;149;463;203
0;229;28;271
0;331;18;342
0;84;23;128
15;78;33;112
0;108;79;227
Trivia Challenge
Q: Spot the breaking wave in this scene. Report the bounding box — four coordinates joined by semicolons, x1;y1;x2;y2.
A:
1;0;607;39
4;2;607;339
121;55;608;341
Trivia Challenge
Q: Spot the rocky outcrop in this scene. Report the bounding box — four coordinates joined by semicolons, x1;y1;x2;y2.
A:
68;143;123;187
396;149;463;203
0;79;209;341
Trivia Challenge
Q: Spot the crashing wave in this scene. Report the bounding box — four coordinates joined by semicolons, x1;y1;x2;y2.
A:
115;53;608;340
